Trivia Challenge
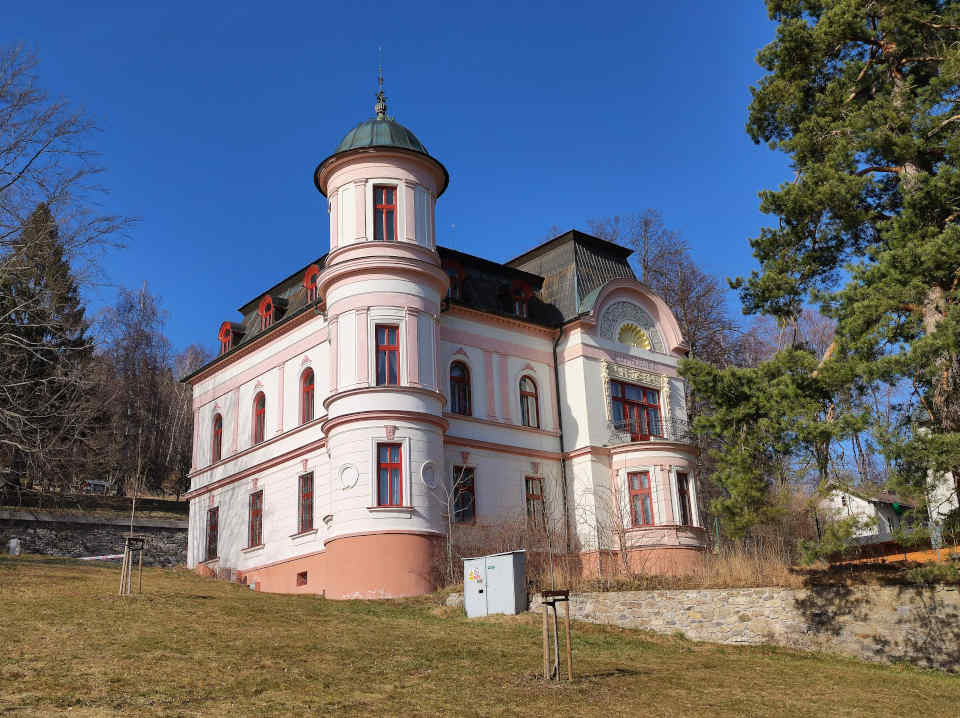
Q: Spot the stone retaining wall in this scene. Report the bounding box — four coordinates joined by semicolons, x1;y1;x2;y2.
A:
1;510;187;567
534;585;960;671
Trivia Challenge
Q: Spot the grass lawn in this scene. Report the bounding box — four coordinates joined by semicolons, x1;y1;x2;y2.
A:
1;556;957;717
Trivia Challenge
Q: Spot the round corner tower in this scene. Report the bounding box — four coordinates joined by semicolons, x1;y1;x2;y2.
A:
313;90;449;598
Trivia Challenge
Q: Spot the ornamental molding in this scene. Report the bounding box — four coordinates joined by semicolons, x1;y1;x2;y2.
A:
598;301;665;352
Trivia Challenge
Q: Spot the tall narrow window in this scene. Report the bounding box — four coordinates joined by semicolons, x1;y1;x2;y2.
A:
299;472;314;533
519;376;540;428
449;362;471;416
375;325;399;386
211;413;223;464
304;264;321;303
610;381;662;441
677;472;692;526
629;471;654;527
373;185;397;242
248;490;263;547
451;466;476;523
253;391;266;444
206;507;219;561
218;323;233;354
258;296;274;331
525;477;545;530
377;443;402;506
300;368;315;424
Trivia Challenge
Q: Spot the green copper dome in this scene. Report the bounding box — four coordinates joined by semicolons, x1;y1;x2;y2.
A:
334;117;429;155
314;86;449;196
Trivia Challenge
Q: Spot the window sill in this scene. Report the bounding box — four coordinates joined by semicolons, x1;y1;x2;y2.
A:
241;544;265;554
366;506;414;518
289;528;318;539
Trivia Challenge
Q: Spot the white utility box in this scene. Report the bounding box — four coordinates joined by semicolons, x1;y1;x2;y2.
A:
463;550;526;618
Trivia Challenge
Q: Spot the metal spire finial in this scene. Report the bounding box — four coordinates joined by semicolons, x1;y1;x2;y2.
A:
375;47;387;119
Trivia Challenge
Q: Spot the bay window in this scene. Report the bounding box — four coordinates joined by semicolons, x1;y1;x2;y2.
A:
610;380;662;441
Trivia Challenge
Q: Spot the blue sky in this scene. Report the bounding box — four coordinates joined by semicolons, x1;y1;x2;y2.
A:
4;1;788;355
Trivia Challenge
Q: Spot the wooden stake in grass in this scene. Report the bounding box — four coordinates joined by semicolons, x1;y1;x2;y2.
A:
542;589;573;682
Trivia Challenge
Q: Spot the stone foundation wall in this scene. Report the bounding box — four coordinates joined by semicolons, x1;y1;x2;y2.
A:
1;510;187;567
535;585;960;671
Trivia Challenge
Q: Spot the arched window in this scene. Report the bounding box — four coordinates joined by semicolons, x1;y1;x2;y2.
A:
300;368;315;424
519;376;540;428
449;362;471;416
303;264;321;303
211;413;223;463
253;392;266;444
258;296;275;331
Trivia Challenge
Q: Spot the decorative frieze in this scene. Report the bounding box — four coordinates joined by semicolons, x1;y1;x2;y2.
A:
598;301;665;352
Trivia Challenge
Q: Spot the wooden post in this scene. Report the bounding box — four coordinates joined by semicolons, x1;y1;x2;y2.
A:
564;599;573;681
118;547;128;596
551;605;560;679
542;600;549;680
137;546;143;593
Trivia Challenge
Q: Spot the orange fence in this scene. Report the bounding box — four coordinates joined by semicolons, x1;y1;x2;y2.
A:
837;543;960;565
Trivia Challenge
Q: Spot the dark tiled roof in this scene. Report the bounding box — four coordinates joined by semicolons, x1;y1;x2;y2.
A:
185;229;639;382
438;246;562;327
506;230;635;321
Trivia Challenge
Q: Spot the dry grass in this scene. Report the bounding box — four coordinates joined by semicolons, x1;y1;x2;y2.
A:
2;556;959;717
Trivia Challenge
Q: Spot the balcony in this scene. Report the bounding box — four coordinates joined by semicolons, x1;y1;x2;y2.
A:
608;416;693;445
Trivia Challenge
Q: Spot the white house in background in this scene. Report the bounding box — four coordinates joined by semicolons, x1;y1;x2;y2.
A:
180;88;707;599
818;485;915;544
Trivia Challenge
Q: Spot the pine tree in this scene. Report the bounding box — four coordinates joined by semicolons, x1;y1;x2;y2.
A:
683;2;960;536
0;203;95;490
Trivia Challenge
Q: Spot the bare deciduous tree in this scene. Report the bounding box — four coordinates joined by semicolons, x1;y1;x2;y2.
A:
0;44;129;494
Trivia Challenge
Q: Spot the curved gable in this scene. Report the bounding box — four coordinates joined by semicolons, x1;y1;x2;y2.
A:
582;279;687;356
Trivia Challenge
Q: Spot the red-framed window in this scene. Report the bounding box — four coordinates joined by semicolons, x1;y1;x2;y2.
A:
377;443;403;506
373;185;397;242
218;322;233;354
525;477;545;530
206;507;219;561
452;466;476;523
449;361;471;416
610;380;662;441
303;264;321;303
299;472;314;533
444;260;465;300
375;325;399;386
519;376;540;428
511;281;531;319
253;391;266;444
211;413;223;464
300;368;315;424
258;295;275;331
628;471;655;527
677;472;692;526
296;571;308;586
248;490;263;547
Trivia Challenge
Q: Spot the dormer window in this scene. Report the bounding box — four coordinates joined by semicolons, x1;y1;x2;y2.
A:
443;260;465;301
258;295;275;331
373;185;397;242
511;281;531;320
218;322;244;355
303;264;321;303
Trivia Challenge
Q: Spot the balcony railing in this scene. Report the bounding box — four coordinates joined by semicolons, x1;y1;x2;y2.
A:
609;416;694;444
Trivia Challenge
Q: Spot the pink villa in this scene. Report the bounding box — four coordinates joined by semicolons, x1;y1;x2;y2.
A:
182;89;706;598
